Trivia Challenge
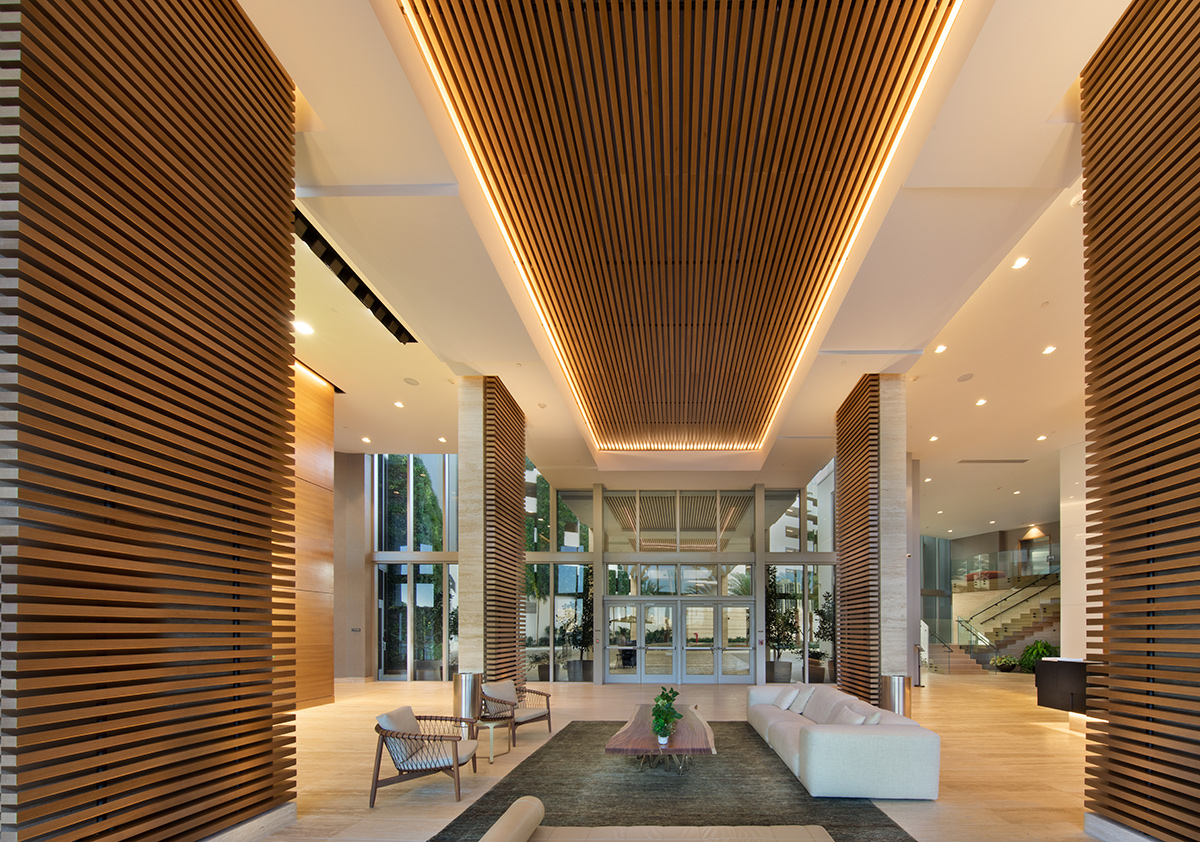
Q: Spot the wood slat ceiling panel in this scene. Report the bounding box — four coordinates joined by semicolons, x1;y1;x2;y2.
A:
0;2;297;842
1081;1;1200;840
402;0;959;450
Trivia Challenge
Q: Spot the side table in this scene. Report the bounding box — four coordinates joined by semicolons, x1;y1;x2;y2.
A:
475;720;511;763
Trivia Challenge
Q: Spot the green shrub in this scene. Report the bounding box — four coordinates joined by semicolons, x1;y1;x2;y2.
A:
1019;640;1058;672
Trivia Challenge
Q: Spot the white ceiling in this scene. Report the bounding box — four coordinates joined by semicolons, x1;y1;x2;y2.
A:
241;0;1130;539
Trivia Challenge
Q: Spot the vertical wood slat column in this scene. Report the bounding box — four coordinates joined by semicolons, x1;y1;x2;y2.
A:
457;377;526;684
834;374;908;706
482;379;526;683
1081;2;1200;840
289;364;335;709
0;2;297;842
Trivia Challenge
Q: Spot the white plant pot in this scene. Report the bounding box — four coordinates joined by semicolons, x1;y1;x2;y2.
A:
657;735;669;746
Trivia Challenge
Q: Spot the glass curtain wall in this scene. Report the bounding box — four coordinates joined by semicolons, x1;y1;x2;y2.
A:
374;455;458;681
766;563;836;683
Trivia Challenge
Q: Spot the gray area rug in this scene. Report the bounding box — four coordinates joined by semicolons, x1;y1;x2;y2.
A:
429;721;916;842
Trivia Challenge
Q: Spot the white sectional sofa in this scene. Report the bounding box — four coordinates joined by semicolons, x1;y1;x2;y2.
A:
746;683;940;800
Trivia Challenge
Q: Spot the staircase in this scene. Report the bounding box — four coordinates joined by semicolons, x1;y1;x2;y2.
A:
927;645;990;675
986;598;1060;650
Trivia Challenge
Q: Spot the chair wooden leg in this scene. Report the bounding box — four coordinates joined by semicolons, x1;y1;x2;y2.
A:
451;743;461;802
369;735;385;808
510;719;517;747
546;711;552;733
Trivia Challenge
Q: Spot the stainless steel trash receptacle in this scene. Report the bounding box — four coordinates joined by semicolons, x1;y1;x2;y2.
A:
880;674;911;717
453;672;482;737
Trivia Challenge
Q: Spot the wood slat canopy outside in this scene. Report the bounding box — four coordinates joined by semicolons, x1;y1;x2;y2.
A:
0;2;298;841
482;378;528;683
834;375;882;705
1081;1;1200;839
402;0;959;451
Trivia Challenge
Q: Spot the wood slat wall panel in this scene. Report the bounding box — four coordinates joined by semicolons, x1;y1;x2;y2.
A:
481;378;526;683
401;0;959;452
1081;2;1200;840
0;2;297;842
289;365;335;709
834;375;882;705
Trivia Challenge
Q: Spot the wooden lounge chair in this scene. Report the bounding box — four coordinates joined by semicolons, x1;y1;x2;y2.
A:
369;705;478;805
480;679;551;747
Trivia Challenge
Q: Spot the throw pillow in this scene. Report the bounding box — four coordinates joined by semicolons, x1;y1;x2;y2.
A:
483;679;518;715
774;686;801;710
376;705;421;763
847;700;883;725
831;704;867;726
376;705;420;734
786;683;818;714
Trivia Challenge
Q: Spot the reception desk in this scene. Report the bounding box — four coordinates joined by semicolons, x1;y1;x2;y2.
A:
1035;657;1099;713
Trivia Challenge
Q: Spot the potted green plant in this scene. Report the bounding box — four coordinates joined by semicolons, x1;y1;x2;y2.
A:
1019;639;1059;673
807;648;828;683
650;686;682;745
527;651;550;681
990;654;1019;673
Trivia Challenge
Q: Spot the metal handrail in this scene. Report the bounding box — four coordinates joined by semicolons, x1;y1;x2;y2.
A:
956;617;999;660
927;627;954;653
968;571;1060;624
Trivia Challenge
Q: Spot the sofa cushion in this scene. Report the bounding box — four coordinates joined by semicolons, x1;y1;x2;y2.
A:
831;705;867;725
846;700;883;725
786;683;818;714
775;685;801;709
801;685;847;723
748;702;800;746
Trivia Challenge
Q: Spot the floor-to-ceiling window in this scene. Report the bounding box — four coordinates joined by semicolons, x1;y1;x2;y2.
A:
374;454;459;681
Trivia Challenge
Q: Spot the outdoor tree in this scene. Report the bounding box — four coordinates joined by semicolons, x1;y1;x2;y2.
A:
765;565;801;660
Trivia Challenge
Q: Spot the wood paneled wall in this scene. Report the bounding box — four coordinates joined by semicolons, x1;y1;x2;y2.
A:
290;365;335;708
832;374;912;706
1081;2;1200;839
482;378;526;683
0;2;297;842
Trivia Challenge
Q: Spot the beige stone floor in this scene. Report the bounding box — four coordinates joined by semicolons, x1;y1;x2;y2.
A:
266;672;1092;842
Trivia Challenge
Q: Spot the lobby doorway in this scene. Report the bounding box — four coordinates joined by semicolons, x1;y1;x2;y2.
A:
604;599;754;684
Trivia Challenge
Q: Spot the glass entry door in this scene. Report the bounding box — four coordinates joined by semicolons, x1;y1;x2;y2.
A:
606;600;751;683
682;605;716;681
605;603;677;682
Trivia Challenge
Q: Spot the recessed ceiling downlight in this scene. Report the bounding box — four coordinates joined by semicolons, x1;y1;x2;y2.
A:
404;377;420;386
361;437;371;444
934;345;947;354
394;401;404;408
293;320;314;335
437;437;447;443
1012;256;1030;269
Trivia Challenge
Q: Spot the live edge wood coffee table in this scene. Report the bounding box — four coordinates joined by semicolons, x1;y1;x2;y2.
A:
604;703;716;774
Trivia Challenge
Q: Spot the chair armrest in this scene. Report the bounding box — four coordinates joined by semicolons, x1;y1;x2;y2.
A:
376;723;463;742
518;687;551;708
481;693;517;719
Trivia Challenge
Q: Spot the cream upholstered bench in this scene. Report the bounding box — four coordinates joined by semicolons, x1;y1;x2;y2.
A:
478;796;834;842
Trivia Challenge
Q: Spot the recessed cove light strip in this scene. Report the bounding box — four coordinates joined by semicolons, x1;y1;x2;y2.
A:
401;0;962;452
760;0;964;452
398;1;604;451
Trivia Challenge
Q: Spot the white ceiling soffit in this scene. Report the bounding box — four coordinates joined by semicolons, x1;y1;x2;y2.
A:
292;233;460;454
242;0;1127;504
